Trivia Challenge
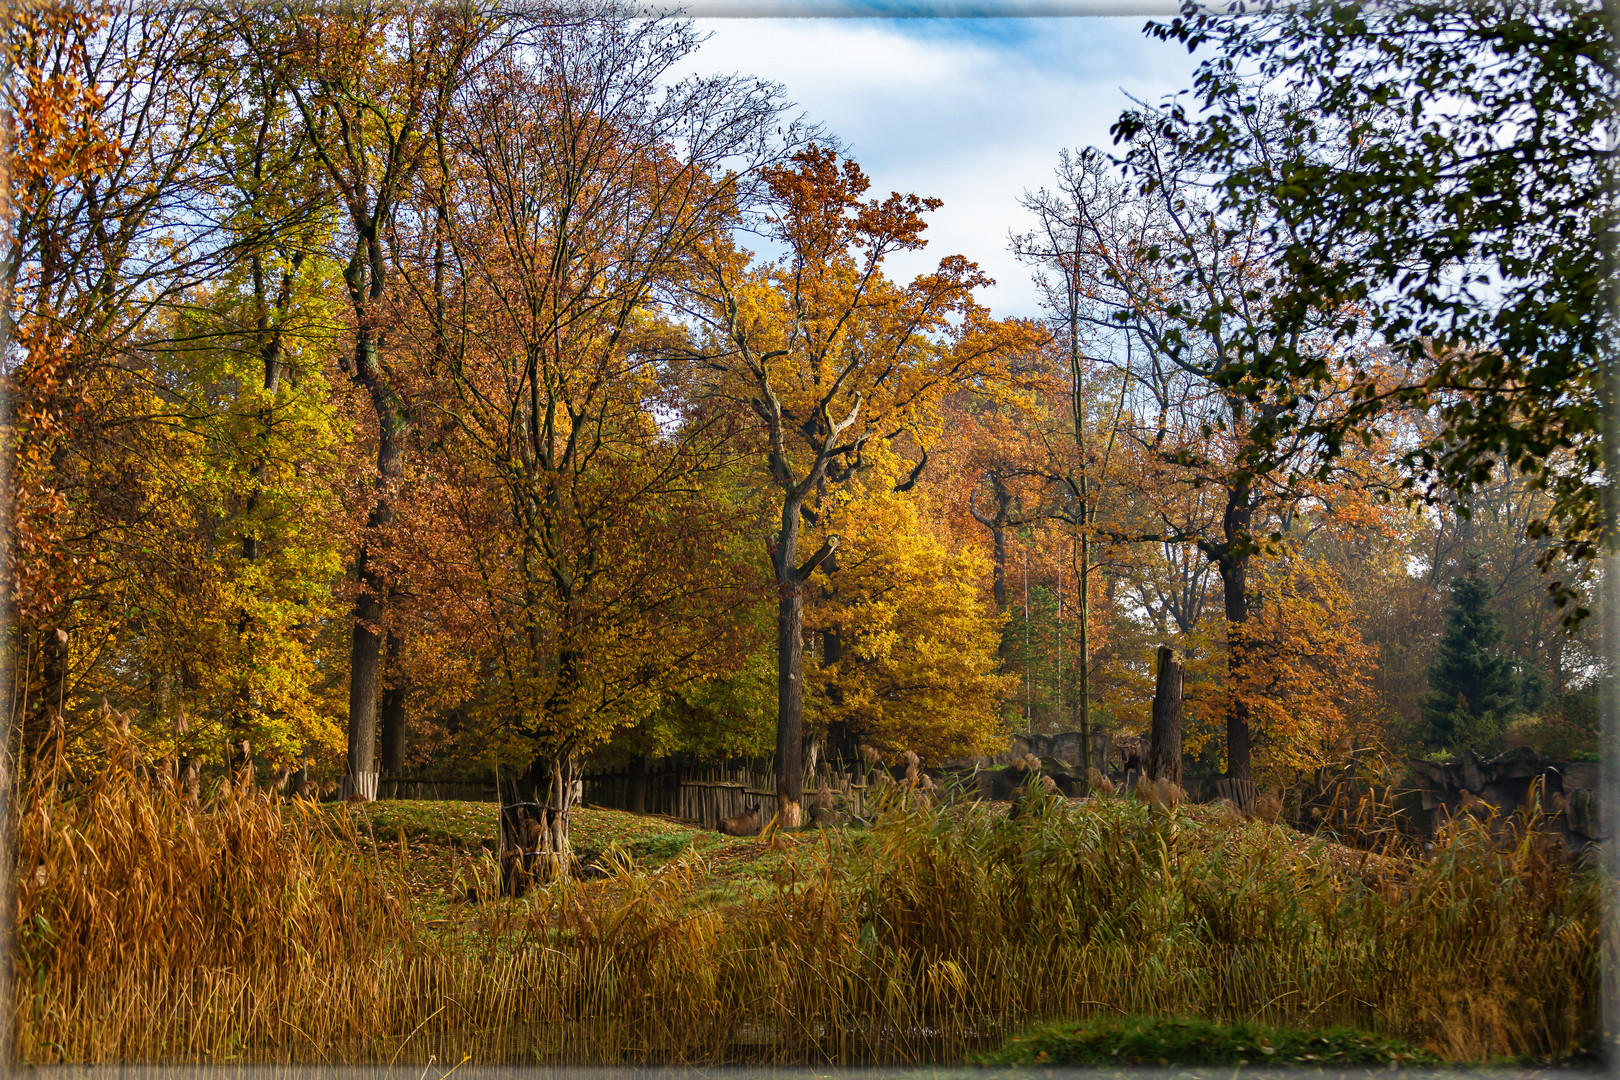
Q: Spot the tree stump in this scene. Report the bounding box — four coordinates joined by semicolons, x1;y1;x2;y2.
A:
1148;644;1183;785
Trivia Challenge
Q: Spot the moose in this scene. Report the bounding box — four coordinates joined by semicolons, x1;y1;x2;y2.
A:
1113;735;1150;790
717;802;762;836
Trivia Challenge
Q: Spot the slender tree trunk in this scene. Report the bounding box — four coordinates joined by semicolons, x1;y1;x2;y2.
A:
378;628;407;790
24;625;69;760
972;473;1015;657
1077;531;1091;777
1072;299;1092;777
773;496;806;826
991;525;1008;614
1218;483;1254;781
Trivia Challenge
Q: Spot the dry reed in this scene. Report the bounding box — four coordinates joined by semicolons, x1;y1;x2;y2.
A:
10;743;1603;1065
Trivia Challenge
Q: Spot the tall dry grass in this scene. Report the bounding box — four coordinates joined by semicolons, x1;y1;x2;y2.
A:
11;730;409;1062
10;746;1604;1065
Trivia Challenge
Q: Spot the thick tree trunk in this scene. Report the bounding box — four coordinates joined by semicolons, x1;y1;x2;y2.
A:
345;513;392;802
345;585;383;802
627;753;647;814
824;626;860;777
548;756;575;880
1149;644;1184;785
342;209;401;800
825;720;861;777
817;554;850;778
503;755;578;894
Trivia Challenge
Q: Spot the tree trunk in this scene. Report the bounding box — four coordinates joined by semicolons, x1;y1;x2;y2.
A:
343;221;400;802
23;624;70;760
1218;515;1253;782
627;753;647;814
770;492;836;828
991;524;1008;615
971;473;1016;659
774;514;806;826
819;558;852;778
548;756;575;881
1077;532;1091;777
378;628;407;788
344;585;382;802
1071;301;1092;778
1149;644;1184;785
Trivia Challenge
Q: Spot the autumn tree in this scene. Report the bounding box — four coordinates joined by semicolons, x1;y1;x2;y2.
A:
1;0;125;755
804;457;1013;763
1129;0;1616;588
690;146;1039;820
1018;139;1371;782
265;1;521;799
391;14;793;851
940;381;1052;637
1;2;350;770
1223;553;1377;779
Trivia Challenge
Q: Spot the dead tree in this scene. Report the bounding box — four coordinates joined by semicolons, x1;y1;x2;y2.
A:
1148;644;1183;786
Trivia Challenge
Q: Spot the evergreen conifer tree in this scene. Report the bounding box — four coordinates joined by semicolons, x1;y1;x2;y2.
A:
1420;570;1518;753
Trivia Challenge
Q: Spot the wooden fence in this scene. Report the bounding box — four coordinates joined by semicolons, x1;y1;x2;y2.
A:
378;777;497;802
584;758;872;829
379;762;1217;816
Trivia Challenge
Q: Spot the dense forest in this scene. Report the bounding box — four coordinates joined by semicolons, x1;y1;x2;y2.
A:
2;0;1609;835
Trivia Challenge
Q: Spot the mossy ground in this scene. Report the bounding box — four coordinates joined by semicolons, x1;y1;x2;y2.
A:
975;1015;1443;1068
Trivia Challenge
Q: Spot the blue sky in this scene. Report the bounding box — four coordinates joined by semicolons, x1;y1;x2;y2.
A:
672;12;1198;318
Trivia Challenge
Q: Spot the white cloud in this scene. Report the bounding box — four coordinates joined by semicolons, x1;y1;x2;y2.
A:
675;17;1199;317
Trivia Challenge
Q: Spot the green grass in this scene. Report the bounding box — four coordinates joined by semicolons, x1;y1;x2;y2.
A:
350;799;705;863
338;799;820;913
976;1016;1442;1068
347;797;496;850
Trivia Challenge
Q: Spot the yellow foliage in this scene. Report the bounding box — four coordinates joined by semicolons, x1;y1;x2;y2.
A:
1182;554;1378;787
805;469;1014;761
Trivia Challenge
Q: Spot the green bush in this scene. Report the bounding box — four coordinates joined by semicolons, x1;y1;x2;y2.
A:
976;1015;1441;1067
